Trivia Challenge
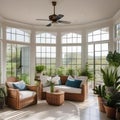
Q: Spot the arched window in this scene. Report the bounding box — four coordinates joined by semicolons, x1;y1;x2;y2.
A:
6;27;31;84
61;33;82;75
6;27;30;43
36;32;56;75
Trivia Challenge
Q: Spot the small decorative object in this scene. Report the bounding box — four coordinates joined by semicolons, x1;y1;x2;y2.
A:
50;82;54;93
47;77;55;93
55;89;59;92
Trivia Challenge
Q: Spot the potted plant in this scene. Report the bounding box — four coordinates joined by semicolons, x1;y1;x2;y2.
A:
56;66;65;76
103;79;120;119
103;92;120;119
93;85;106;112
103;94;116;119
101;66;119;94
115;101;120;120
106;50;120;67
36;64;46;75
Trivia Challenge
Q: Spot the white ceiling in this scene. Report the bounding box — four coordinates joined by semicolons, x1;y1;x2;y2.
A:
0;0;120;26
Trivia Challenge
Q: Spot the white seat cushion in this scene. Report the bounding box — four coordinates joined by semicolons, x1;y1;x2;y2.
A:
19;90;36;100
43;85;82;94
55;85;82;94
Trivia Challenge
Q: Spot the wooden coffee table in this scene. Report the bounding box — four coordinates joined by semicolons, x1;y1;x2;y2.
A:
46;91;64;106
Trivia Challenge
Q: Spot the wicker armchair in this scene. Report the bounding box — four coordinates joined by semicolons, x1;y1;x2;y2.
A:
6;77;38;109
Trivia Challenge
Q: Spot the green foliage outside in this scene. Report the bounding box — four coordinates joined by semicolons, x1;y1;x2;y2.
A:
56;66;65;76
45;67;56;76
78;63;93;80
17;73;30;84
66;68;75;77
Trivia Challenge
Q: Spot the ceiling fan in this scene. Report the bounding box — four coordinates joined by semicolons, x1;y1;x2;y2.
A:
36;1;71;27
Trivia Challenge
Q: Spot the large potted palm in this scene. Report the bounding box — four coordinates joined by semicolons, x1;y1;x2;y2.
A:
101;65;120;119
78;62;93;80
101;66;118;94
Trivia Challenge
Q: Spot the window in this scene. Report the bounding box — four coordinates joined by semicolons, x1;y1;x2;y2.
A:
116;40;120;53
6;44;30;83
36;32;56;44
62;33;81;44
115;23;120;38
6;27;30;43
88;27;109;42
87;27;109;85
115;24;120;52
62;33;82;74
36;32;56;75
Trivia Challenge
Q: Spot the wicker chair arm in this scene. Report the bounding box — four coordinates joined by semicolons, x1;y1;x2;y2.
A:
81;82;88;99
7;88;19;99
26;85;38;92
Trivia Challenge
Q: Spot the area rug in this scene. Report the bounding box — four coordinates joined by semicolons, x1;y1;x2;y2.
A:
0;100;80;120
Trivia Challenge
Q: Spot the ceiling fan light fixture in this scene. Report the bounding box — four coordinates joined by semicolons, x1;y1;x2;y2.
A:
36;0;71;27
52;1;57;6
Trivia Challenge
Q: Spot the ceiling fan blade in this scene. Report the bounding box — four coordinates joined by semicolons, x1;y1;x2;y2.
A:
58;20;71;24
36;19;50;21
46;23;52;27
57;14;64;20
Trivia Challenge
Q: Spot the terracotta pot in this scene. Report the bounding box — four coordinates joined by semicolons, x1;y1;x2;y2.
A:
116;108;120;120
98;96;105;113
104;104;116;119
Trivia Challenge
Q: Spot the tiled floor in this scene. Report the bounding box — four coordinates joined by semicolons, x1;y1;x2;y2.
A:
79;89;115;120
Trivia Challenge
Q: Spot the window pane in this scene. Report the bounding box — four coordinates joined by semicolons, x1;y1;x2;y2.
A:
88;27;109;42
62;33;81;44
6;27;30;43
36;32;56;44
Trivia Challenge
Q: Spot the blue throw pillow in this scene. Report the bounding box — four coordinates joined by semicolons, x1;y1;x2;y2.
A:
65;79;82;88
13;81;26;90
74;80;82;88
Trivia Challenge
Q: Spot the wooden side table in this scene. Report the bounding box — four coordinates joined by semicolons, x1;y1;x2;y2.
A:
46;91;64;106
